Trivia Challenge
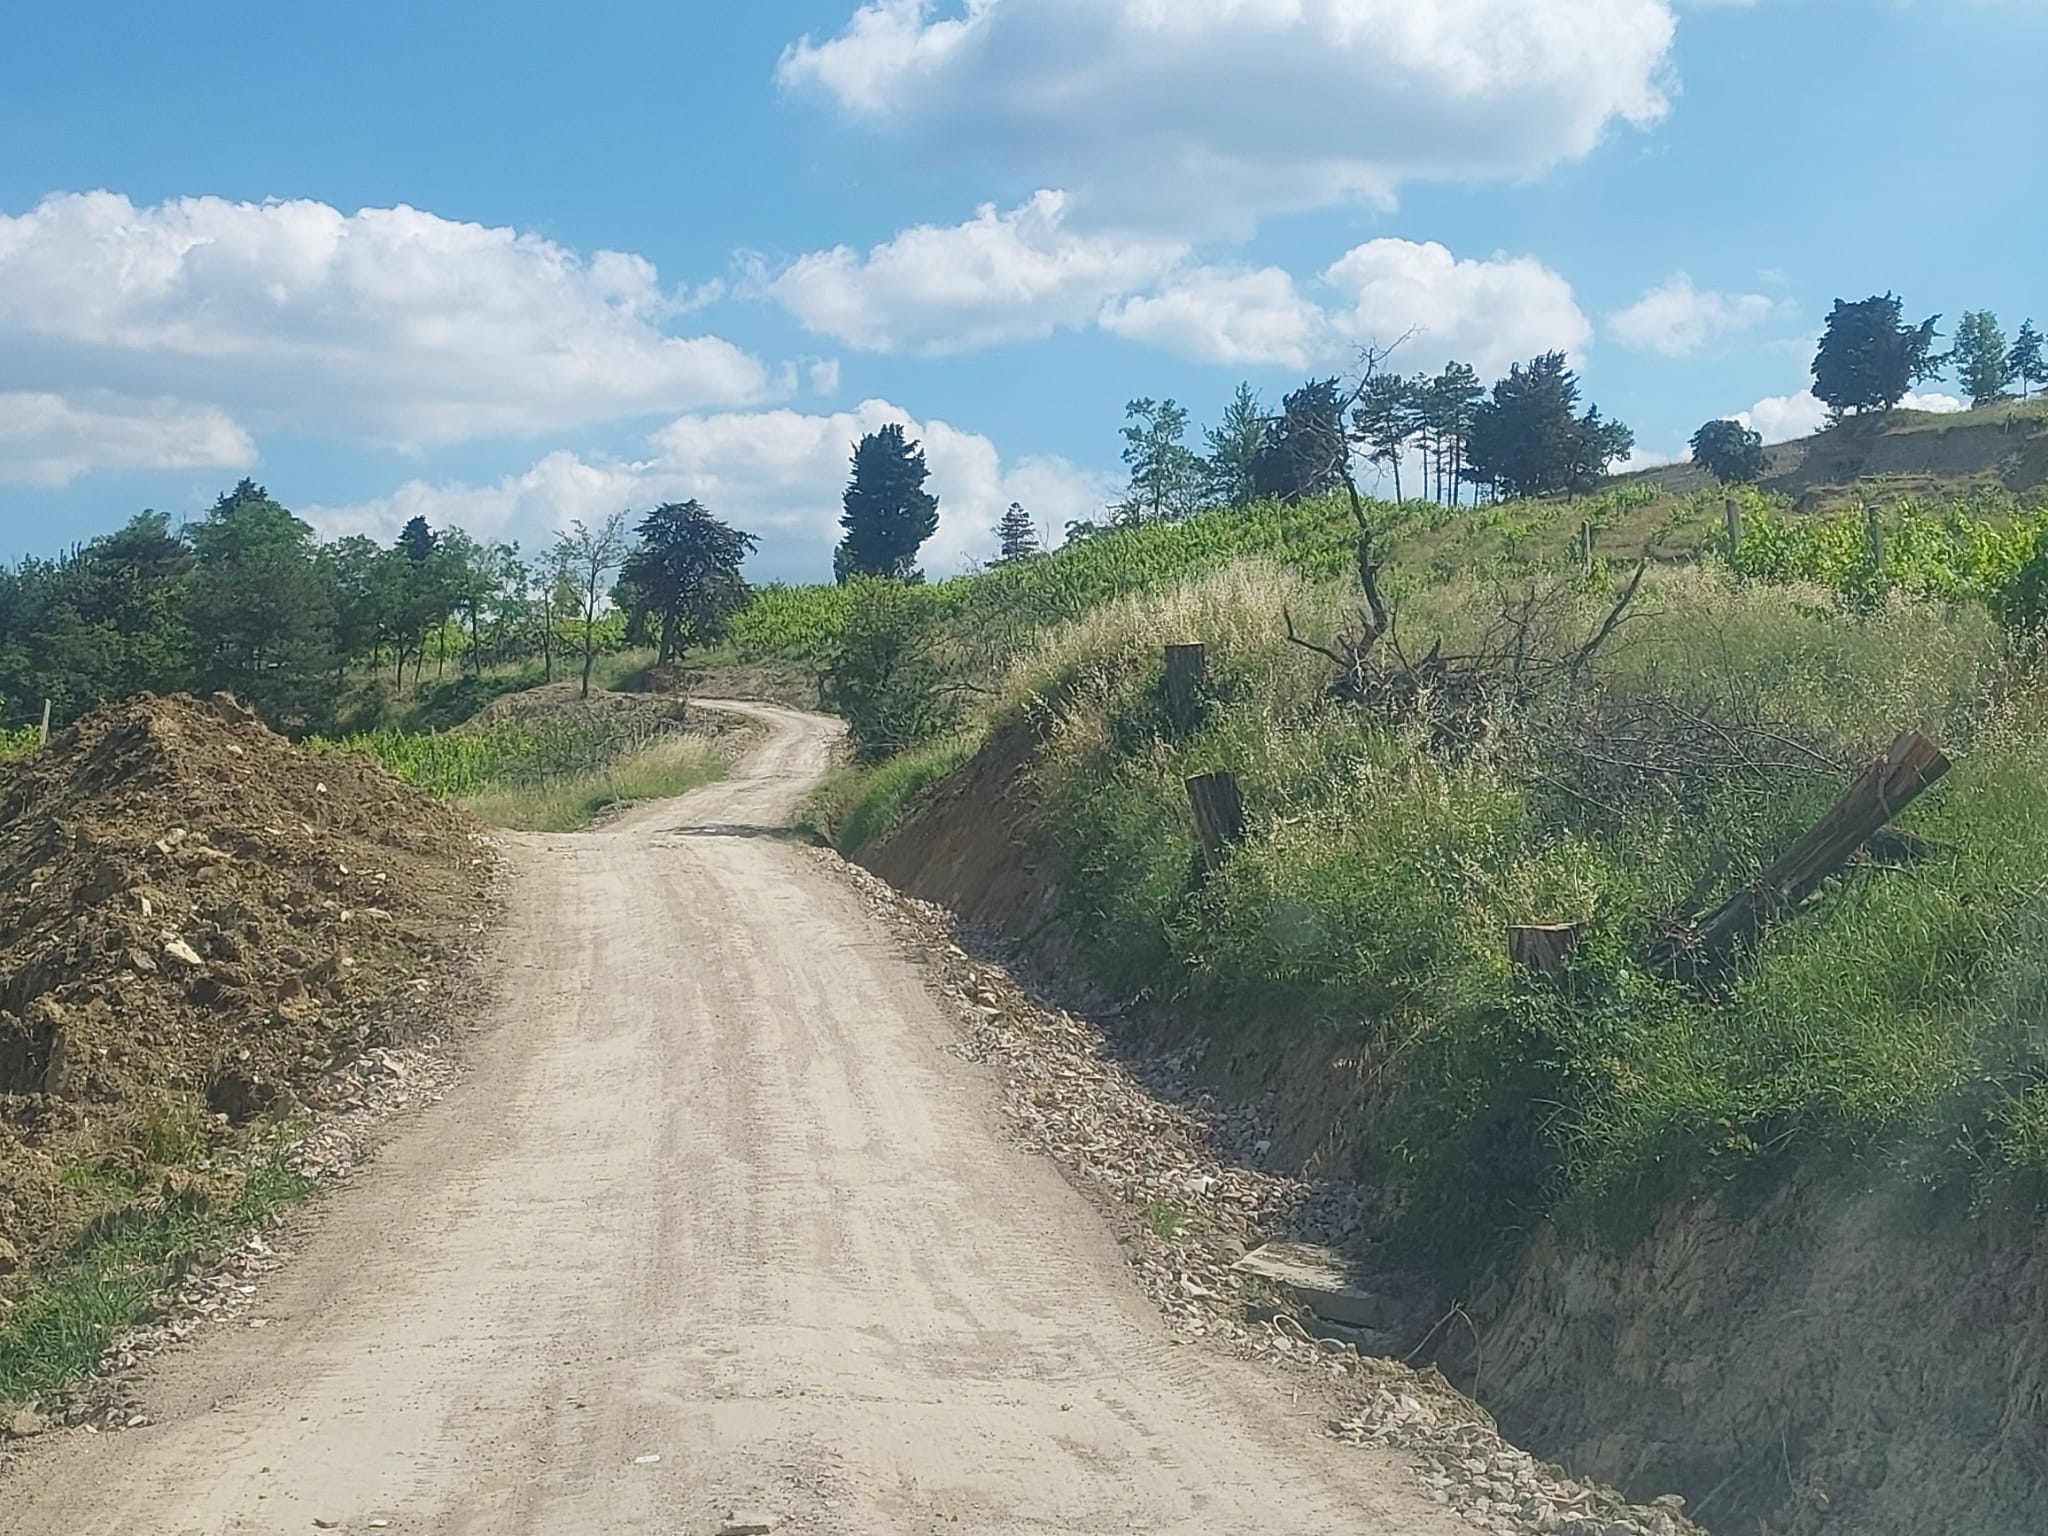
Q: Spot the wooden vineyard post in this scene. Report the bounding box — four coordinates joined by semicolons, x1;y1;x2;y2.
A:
1724;495;1742;557
1185;771;1245;872
1162;643;1208;737
1644;730;1950;985
1510;922;1589;979
1867;504;1886;573
1579;521;1595;575
39;698;51;746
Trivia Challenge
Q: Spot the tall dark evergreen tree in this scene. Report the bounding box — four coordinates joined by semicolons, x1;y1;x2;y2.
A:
1253;378;1349;504
1352;373;1421;503
835;424;940;582
1464;353;1633;500
1203;383;1268;509
1811;294;1945;417
2008;320;2045;402
994;502;1040;564
186;480;337;730
620;501;758;662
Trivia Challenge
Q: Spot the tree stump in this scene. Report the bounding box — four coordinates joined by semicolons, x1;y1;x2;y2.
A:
1185;771;1245;871
1510;922;1589;978
1163;643;1208;737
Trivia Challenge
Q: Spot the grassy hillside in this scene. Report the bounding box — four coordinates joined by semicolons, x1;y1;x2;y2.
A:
792;477;2048;1269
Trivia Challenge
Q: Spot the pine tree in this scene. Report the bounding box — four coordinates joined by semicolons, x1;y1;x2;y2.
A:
1351;373;1421;503
620;501;758;661
1252;379;1348;504
1953;311;2014;408
2009;320;2046;402
1464;354;1632;500
835;425;940;582
994;502;1040;564
1202;384;1268;509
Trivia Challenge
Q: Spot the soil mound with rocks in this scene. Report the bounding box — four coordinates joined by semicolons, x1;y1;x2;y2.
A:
0;693;490;1286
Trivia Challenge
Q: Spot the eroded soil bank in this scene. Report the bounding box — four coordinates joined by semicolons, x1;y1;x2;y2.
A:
858;722;2048;1536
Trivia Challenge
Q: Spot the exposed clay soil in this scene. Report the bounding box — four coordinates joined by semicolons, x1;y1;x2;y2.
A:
0;693;491;1286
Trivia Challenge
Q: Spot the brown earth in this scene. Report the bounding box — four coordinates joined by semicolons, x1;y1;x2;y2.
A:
471;681;700;732
0;693;490;1286
859;725;2048;1536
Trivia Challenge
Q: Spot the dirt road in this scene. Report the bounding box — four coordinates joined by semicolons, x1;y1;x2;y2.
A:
2;703;1472;1535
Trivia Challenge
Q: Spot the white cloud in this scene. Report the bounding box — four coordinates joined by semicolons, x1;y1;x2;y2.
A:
779;0;1679;227
306;399;1116;582
1735;390;1829;444
766;190;1184;353
1322;240;1592;377
0;191;773;461
1608;272;1776;357
0;390;255;486
1900;390;1965;414
805;358;843;395
1100;266;1324;369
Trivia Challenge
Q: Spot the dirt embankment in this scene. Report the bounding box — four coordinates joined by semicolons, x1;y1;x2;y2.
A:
0;694;490;1286
859;725;2048;1536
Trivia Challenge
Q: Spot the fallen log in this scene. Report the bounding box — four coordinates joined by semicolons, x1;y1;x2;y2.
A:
1644;729;1950;986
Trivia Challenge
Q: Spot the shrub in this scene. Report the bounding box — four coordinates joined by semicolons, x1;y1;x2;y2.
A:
820;580;958;763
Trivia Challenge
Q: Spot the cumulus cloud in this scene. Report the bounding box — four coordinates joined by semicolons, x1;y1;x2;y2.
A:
1608;272;1777;357
306;399;1116;582
0;389;256;487
1323;240;1592;378
778;0;1679;226
766;190;1185;353
0;191;773;460
1099;266;1324;369
1728;386;1966;446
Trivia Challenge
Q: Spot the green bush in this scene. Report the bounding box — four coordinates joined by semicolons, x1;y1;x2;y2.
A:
820;580;959;763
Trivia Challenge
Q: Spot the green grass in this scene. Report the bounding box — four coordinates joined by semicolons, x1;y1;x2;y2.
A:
804;732;980;855
0;725;39;763
985;557;2046;1266
0;1141;311;1406
458;735;727;831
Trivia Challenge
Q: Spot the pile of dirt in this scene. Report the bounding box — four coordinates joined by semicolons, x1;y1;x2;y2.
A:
0;693;490;1286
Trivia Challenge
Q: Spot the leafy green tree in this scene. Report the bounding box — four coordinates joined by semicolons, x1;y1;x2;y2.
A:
1253;378;1349;504
1953;310;2014;408
554;511;630;698
835;424;940;581
820;578;956;762
621;501;758;662
1114;398;1204;525
1690;418;1770;484
2007;320;2045;402
1351;373;1421;503
186;480;337;731
1811;294;1945;416
1203;383;1268;509
322;535;402;684
994;502;1040;564
1464;353;1633;500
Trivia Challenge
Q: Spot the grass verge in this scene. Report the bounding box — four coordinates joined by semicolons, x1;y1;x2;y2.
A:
803;732;980;855
0;1142;312;1407
458;735;727;832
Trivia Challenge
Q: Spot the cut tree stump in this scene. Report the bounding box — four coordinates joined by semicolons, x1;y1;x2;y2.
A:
1185;771;1245;871
1162;643;1207;736
1510;922;1589;978
1645;729;1950;985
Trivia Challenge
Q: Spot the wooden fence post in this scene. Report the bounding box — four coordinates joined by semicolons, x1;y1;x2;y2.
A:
1579;521;1594;575
1162;643;1208;737
1185;771;1245;871
1644;729;1950;985
1510;922;1588;978
1724;495;1742;556
39;699;51;746
1866;504;1886;572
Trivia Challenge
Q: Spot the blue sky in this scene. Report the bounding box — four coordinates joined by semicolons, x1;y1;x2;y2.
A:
2;0;2043;581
